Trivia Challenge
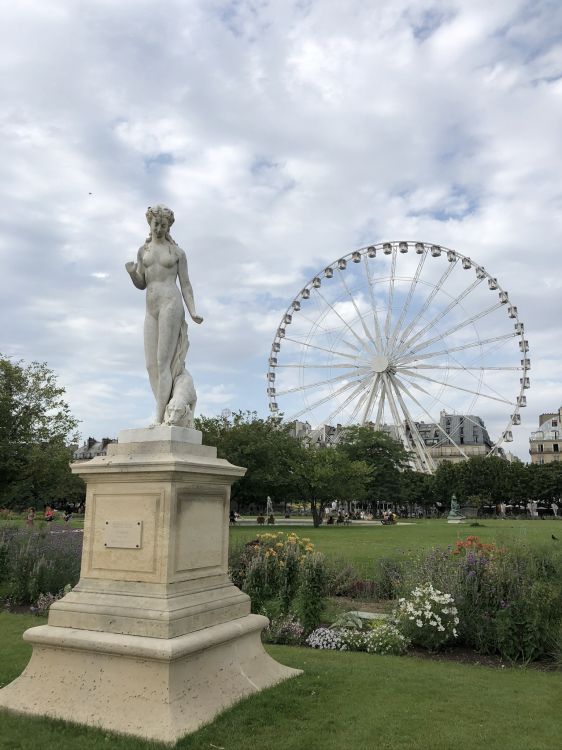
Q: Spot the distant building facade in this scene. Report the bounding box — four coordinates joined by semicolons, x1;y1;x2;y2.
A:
290;410;494;467
73;437;117;461
411;410;495;465
290;420;398;447
529;409;562;464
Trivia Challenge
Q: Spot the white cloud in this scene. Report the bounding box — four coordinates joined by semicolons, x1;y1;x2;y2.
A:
1;0;561;461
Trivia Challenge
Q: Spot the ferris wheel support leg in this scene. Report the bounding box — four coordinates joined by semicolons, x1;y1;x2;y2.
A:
392;376;470;461
374;381;386;431
360;374;381;425
388;374;436;473
382;373;422;472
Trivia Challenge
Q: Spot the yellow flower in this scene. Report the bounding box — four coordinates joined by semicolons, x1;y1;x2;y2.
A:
276;542;284;548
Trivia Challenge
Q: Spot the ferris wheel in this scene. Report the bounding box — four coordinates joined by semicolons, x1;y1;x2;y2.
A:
266;241;530;473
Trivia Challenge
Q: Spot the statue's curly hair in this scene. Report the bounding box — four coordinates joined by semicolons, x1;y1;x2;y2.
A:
144;204;178;246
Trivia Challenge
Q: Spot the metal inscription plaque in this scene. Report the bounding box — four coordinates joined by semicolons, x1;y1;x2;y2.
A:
103;520;143;549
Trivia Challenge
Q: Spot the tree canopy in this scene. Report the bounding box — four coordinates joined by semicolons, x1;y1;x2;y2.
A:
195;412;373;523
337;426;410;504
0;355;82;509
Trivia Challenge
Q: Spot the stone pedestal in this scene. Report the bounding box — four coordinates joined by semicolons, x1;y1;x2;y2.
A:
0;427;299;743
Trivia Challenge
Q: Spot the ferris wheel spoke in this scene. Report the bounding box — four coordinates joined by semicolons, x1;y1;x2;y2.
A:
442;334;524;405
407;365;521;371
399;278;483;354
313;287;375;354
296;310;336;335
395;332;519;365
394;261;457;354
399;368;515;406
363;255;384;353
287;372;372;422
336;268;378;349
275;369;371;397
392;375;470;460
399;302;504;359
388;374;436;472
275;363;370;369
404;327;516;408
283;336;371;364
383;249;398;346
341;379;377;429
397;371;496;439
322;376;374;427
294;310;365;352
387;250;427;351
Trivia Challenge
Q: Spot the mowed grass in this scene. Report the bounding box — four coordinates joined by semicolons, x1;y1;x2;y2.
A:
0;516;85;530
1;612;561;750
231;519;562;570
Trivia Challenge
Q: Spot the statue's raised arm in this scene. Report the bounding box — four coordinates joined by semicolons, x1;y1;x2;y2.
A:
125;204;202;427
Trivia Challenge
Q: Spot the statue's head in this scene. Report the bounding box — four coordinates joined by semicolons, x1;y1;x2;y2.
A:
145;204;176;244
146;204;175;228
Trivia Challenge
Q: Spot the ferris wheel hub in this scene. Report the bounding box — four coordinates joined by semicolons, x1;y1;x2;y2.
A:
372;355;390;373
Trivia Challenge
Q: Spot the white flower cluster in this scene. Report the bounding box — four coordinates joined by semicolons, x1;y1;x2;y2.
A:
394;583;459;650
363;623;410;655
306;627;347;650
306;623;410;656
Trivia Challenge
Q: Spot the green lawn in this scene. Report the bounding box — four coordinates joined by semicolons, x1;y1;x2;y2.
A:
0;516;85;530
1;612;560;749
230;519;562;571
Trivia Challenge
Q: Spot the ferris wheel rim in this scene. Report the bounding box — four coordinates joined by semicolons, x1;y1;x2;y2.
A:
267;241;529;469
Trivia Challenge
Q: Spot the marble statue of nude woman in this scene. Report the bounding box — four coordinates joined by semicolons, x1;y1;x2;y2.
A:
126;205;203;426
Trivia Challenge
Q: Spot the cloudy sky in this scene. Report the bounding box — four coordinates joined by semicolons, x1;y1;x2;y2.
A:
1;0;561;460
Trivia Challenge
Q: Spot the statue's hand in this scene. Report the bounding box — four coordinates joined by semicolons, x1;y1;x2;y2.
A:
125;261;136;273
192;314;204;324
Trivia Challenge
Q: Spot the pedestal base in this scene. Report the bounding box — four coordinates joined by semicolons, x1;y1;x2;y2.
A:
0;427;302;742
0;615;300;744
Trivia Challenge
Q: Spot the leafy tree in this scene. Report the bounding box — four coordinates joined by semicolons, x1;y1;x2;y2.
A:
528;462;562;504
399;469;433;510
337;426;410;505
506;460;531;506
431;460;461;511
0;355;81;509
292;445;371;526
195;411;303;512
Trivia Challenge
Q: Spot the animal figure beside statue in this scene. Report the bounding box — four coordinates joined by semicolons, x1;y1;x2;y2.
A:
164;368;197;428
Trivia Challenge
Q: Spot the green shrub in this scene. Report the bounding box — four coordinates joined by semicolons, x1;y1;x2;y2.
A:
262;613;305;645
372;556;405;599
1;529;81;606
231;531;328;630
325;560;363;597
296;552;328;633
397;536;562;663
